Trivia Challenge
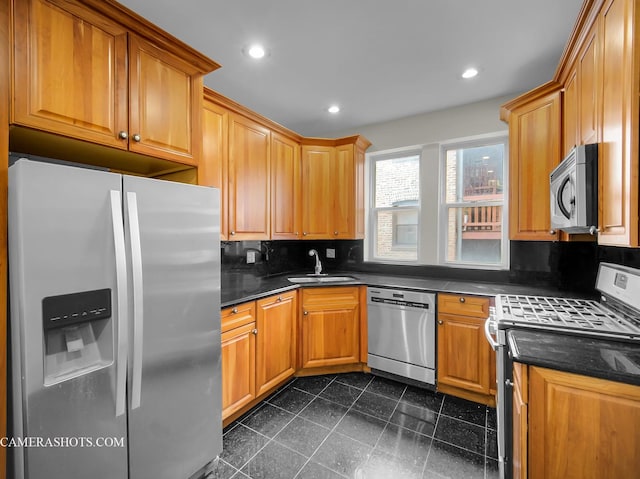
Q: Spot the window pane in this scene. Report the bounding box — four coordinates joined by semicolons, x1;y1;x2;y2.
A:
374;209;418;261
445;206;502;264
445;144;504;203
375;155;419;208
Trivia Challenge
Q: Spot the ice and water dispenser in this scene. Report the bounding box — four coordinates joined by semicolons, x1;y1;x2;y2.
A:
42;288;114;385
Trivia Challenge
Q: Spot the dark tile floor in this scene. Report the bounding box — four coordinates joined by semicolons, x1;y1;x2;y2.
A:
213;373;498;479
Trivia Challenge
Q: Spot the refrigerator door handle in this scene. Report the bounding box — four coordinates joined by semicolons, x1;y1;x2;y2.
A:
110;190;128;418
127;192;144;410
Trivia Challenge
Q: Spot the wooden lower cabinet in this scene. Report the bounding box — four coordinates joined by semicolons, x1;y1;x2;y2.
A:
221;292;297;421
437;294;495;406
255;291;297;396
221;321;256;419
300;286;361;369
518;365;640;479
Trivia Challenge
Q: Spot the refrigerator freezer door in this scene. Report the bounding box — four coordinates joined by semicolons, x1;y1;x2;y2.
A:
9;160;128;479
123;176;222;479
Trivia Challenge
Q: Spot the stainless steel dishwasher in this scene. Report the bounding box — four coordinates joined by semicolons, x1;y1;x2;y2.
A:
367;287;436;386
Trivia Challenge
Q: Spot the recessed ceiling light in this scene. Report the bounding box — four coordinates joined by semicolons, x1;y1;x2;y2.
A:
462;68;479;79
247;44;266;59
328;105;340;114
482;156;490;160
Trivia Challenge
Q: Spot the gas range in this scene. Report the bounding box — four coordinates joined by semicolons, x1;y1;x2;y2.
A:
494;263;640;342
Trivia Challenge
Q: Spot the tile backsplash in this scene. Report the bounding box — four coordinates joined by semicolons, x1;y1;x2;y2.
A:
221;239;640;294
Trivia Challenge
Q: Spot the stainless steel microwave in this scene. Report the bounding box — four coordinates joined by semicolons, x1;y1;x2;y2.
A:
549;144;598;234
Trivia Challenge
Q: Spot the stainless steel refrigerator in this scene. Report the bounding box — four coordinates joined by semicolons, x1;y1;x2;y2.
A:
8;159;222;479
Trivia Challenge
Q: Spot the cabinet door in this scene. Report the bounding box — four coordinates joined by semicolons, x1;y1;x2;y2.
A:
201;99;229;239
528;366;640;479
228;114;271;240
271;133;301;240
300;145;333;239
578;24;599;146
221;322;256;419
255;292;297;396
333;144;355;239
512;363;528;479
598;0;638;246
13;0;128;149
300;287;360;368
128;34;201;164
508;90;561;240
563;69;579;156
437;313;490;394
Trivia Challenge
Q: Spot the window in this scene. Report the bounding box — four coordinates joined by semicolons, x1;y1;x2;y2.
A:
366;135;508;269
369;153;420;262
441;140;507;267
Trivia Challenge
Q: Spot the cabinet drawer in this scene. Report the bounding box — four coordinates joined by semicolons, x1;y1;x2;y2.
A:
438;294;489;318
222;302;256;332
257;290;296;308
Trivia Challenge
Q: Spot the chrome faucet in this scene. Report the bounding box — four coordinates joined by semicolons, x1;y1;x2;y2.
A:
308;249;323;275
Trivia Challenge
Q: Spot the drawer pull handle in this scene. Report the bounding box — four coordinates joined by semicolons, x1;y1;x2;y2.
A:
231;307;238;314
459;297;466;303
276;296;282;302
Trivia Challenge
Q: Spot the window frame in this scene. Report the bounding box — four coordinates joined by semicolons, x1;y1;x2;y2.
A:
366;148;422;264
437;136;509;270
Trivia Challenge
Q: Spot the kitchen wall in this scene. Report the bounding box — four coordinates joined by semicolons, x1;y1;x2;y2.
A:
222;239;640;294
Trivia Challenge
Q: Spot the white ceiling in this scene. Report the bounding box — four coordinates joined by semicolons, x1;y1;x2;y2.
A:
118;0;584;137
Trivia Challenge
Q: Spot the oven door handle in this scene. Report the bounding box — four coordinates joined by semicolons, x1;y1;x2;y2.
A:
484;317;499;351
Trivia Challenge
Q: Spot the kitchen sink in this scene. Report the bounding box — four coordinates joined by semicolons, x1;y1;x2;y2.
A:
287;275;357;284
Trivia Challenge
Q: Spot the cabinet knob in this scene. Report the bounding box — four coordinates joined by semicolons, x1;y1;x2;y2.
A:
118;131;128;140
230;231;236;236
589;226;600;235
505;379;514;388
252;329;258;335
276;296;282;302
303;311;308;316
459;297;466;303
132;133;141;142
334;231;338;235
549;229;556;235
438;320;443;325
231;307;238;314
303;232;307;236
295;232;299;236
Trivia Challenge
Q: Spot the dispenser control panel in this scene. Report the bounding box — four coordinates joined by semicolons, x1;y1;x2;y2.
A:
42;288;111;330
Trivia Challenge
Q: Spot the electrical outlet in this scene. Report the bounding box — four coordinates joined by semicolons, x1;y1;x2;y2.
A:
246;250;256;264
326;248;336;259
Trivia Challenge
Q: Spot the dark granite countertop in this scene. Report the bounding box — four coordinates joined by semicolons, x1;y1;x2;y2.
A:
508;329;640;386
220;271;591;308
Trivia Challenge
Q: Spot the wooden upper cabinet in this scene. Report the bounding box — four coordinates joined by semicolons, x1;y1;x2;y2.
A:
127;34;202;163
11;0;217;165
300;137;369;240
12;0;128;149
271;133;301;240
504;87;562;241
300;145;334;239
201;97;229;239
334;144;355;238
598;0;638;246
228;113;271;240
